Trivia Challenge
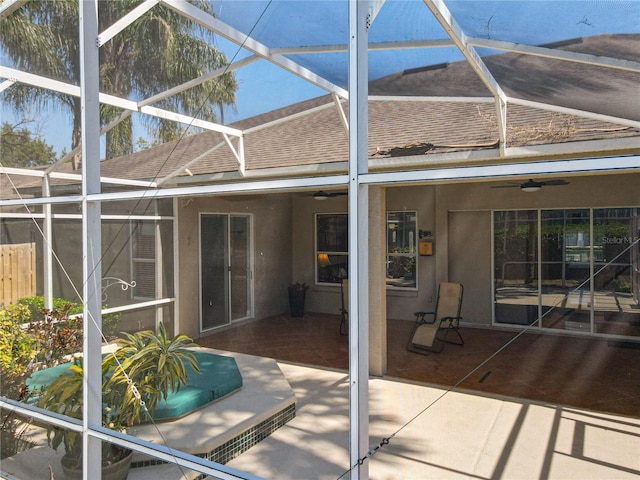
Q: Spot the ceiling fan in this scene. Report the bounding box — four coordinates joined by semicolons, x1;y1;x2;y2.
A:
491;178;569;193
309;191;348;200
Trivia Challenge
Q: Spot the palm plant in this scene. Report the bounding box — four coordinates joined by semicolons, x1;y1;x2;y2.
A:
37;322;200;471
0;0;237;162
105;322;200;425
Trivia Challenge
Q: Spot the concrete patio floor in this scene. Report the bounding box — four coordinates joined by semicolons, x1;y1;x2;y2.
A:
225;362;640;479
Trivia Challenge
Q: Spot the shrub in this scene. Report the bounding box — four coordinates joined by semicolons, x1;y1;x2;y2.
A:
17;295;121;340
17;296;82;320
0;303;36;397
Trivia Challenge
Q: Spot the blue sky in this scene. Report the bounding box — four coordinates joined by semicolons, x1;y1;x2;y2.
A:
1;0;638;158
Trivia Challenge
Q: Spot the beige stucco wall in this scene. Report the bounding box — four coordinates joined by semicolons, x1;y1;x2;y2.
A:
177;193;293;340
295;185;440;321
293;172;639;327
173;171;638;339
293;194;346;315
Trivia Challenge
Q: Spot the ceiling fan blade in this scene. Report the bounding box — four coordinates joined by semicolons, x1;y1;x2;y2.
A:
491;178;569;190
539;179;570;186
311;191;348;200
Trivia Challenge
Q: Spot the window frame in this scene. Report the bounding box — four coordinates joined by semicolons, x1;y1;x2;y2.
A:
314;210;419;289
130;219;157;300
315;212;349;285
385;210;418;290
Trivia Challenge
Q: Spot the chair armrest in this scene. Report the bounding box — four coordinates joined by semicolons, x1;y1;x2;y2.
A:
440;315;462;324
414;311;436;324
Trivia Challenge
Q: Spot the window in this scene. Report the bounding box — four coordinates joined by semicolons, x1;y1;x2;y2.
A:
131;220;156;299
386;211;417;288
316;214;348;284
315;211;418;288
493;208;640;336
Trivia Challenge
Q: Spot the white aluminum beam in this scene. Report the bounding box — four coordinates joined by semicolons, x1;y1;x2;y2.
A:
244;101;336;134
470;38;640;73
138;54;260;108
369;0;386;24
508;97;640;130
0;397;261;480
41;176;53;311
139;104;242;137
93;174;349;202
359;155;640;186
98;0;160;46
0;0;27;19
160;0;348;99
371;95;494;103
348;1;370;479
78;2;102;478
158;141;226;185
0;166;157;187
423;0;508;147
4;151;639;210
273;36;640;74
222;133;245;176
271;38;455;55
332;92;349;135
0;79;16;93
0;66;242;137
0;66;80;96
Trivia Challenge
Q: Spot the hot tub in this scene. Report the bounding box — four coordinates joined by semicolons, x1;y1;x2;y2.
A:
26;350;243;421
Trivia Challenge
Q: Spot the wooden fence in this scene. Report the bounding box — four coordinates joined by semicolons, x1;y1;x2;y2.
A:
0;243;36;306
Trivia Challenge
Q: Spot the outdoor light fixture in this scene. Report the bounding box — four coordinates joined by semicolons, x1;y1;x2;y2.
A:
313;191;329;200
312;191;347;200
520;179;542;192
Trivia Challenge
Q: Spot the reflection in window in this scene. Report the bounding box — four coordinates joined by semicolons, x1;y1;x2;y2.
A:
540;209;590;330
593;208;639;336
386;211;417;288
493;210;538;325
316;214;348;284
493;208;640;337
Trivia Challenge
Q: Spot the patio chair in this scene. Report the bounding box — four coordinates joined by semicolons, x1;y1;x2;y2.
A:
339;278;348;335
407;282;464;354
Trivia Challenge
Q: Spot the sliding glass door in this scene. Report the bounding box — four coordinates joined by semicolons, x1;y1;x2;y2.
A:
200;214;252;331
493;210;539;326
493;208;640;338
593;209;639;336
540;209;591;330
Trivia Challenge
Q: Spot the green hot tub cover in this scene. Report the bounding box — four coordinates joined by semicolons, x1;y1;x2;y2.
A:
27;350;243;421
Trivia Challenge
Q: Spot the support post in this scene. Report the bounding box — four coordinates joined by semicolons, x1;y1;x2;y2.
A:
79;1;102;478
41;175;53;311
348;1;370;478
368;186;386;376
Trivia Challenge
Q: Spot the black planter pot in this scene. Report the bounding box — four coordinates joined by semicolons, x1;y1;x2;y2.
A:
61;448;133;480
288;287;307;318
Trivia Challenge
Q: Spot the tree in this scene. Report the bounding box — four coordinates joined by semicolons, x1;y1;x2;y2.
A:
0;121;57;167
0;0;237;164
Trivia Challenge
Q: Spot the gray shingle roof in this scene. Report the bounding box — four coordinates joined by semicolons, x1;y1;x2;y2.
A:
4;34;639;193
370;34;640;122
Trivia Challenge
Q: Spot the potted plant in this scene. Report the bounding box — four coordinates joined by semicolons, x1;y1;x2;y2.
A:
288;282;309;318
37;322;200;479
